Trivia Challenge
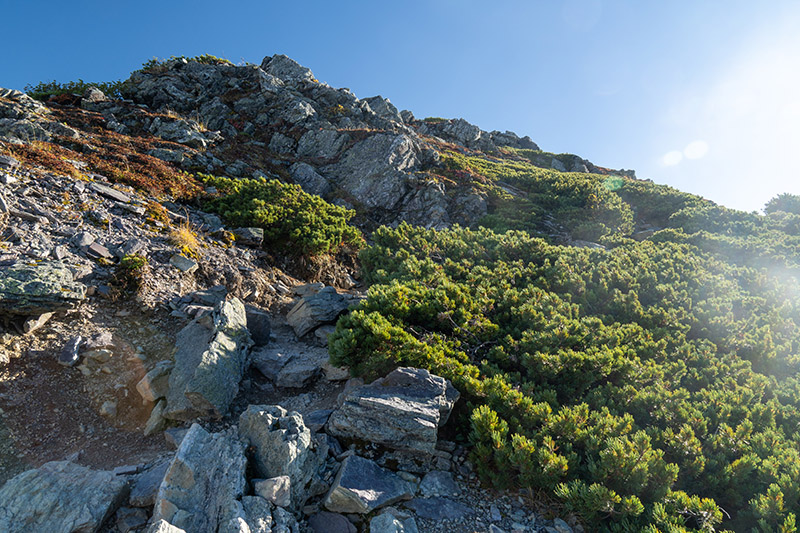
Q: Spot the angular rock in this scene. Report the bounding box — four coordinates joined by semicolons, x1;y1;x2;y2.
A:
245;305;271;347
309;511;356;533
324;455;413;514
0;461;129;533
152;424;247;532
116;506;148;533
0;261;86;315
22;311;53;334
232;227;264;247
326;367;460;454
254;476;291;508
370;511;419;533
129;459;171;508
287;286;350;337
251;339;330;388
136;360;173;403
90;182;131;203
262;54;315;83
144;399;168;436
59;335;83;366
0;154;20;170
297;129;349;160
87;242;113;260
163;296;253;421
169;254;198;274
239;405;324;510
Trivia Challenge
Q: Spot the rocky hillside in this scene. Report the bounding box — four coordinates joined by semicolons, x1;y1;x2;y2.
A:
0;55;611;533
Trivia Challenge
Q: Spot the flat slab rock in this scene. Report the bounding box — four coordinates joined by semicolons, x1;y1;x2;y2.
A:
0;460;129;533
324;454;413;514
326;367;459;454
0;261;86;315
287;286;350;337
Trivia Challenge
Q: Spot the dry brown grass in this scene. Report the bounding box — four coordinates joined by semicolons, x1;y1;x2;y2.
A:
169;219;202;259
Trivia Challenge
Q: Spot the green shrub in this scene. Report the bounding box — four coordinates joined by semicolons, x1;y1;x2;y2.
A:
25;79;128;100
199;173;362;256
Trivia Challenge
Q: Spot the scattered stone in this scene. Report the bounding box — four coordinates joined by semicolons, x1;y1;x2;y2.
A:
100;400;117;417
163;296;253;421
87;242;113;260
0;461;129;533
90;181;131;203
308;511;357;533
58;335;82;366
0;154;20;170
0;261;86;315
326;367;460;454
144;519;187;533
22;312;53;334
254;476;292;508
84;348;113;363
404;496;472;521
152;424;247;532
169;254;198;274
304;409;333;432
324;454;413;514
84;331;114;351
287;286;351;337
239;404;324;510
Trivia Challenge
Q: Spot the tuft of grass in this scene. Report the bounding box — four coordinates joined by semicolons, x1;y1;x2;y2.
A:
169;219;202;259
112;253;149;296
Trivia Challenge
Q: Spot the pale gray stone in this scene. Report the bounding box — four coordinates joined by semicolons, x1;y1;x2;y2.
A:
136;361;173;403
163;296;253;421
290;162;331;197
370;512;419;533
169;254;198;273
254;476;292;508
239;405;324;510
152;424;247;532
0;461;129;533
0;261;86;315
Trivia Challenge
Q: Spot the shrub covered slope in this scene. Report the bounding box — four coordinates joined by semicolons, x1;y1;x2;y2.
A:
331;150;800;531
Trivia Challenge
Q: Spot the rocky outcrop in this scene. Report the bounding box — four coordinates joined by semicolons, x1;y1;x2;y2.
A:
0;261;86;315
163;295;253;421
238;404;325;510
0;461;129;533
326;367;460;454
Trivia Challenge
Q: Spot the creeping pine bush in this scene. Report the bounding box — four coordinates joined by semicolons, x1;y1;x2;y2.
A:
25;79;128;100
199;174;362;256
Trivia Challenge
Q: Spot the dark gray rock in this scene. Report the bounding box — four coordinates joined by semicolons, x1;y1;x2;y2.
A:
129;459;171;508
163;296;253;421
90;182;131;203
152;424;247;532
59;335;82;366
0;461;129;533
297;129;349;160
0;261;86;315
115;506;148;533
245;305;272;347
324;455;413;514
262;54;315;83
326;367;460;454
0;154;20;170
287;286;350;337
404;497;472;521
370;511;419;533
309;511;356;533
251;338;330;388
419;470;459;497
232;227;264;247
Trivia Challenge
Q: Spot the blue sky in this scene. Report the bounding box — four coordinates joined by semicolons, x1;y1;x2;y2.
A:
3;0;799;212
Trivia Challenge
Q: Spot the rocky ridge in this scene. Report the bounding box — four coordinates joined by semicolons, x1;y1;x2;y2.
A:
0;54;596;532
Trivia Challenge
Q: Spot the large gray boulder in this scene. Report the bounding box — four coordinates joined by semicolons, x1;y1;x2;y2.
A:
0;261;86;315
324;455;413;514
0;461;129;533
326;367;460;454
297;129;349;160
239;405;325;510
152;424;248;532
163;296;253;421
323;133;419;211
261;54;315;83
290;162;332;197
287;286;350;338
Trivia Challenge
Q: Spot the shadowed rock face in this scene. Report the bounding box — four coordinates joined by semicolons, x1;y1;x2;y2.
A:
0;261;86;315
